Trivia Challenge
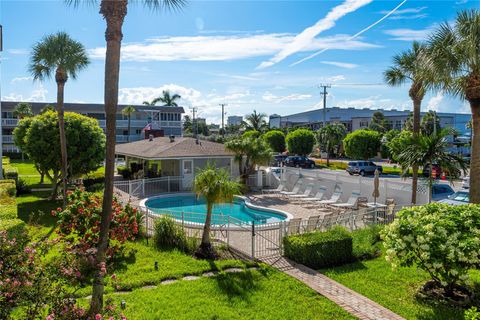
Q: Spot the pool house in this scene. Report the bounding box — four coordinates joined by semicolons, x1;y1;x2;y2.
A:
115;136;237;191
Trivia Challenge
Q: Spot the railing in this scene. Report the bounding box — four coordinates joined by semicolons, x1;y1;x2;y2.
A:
115;135;143;143
114;176;185;199
1;119;18;126
2;135;14;143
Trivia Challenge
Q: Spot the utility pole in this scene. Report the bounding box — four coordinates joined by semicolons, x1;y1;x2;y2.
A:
319;84;331;128
190;107;198;140
219;103;227;138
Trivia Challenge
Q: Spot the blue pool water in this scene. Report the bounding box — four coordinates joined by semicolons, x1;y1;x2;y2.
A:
145;194;287;225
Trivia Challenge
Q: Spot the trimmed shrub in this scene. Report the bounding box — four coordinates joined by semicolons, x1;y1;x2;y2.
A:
3;167;18;182
82;171;105;189
15;178;31;195
263;130;286;153
117;165;131;180
343;129;381;160
0;180;16;197
286;129;315;156
2;156;10;166
153;216;193;253
0;202;17;220
242;130;261;139
0;218;25;239
283;226;353;268
352;225;383;260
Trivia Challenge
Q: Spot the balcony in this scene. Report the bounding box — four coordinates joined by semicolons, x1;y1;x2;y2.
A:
116;135;143;143
2;135;14;143
1;119;18;126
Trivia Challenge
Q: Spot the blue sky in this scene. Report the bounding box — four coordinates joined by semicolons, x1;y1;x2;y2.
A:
0;0;476;123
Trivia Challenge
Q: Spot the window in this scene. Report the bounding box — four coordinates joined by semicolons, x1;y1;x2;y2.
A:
123;130;128;136
153;113;159;121
136;129;142;134
183;160;193;174
359;121;368;128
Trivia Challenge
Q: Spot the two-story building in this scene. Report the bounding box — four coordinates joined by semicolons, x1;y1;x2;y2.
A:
0;101;184;153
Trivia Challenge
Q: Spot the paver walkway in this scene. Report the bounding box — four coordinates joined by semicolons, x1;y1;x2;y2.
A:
261;255;405;320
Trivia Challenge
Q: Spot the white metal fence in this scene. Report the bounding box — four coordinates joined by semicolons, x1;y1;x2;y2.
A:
114;176;184;199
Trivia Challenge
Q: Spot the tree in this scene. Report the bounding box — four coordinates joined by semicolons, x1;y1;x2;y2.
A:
147;90;181;106
426;10;480;203
421;110;441;136
12;102;33;119
387;130;413;164
243;110;268;132
183;115;192;133
381;129;401;160
193;163;241;259
316;123;346;166
40;104;55;114
66;0;186;313
225;136;272;186
343;129;382;160
13;111;105;199
242;130;260;139
29;32;90;208
286;129;315;156
368;111;388;133
225;123;242;135
384;41;430;204
263;130;286;153
121;105;136;142
396;128;467;202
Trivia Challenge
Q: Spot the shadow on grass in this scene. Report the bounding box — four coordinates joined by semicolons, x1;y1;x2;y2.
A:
17;193;61;228
214;270;261;302
319;260;368;275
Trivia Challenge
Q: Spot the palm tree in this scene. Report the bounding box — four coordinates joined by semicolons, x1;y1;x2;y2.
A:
13;102;33;119
427;10;480;203
384;41;430;204
29;32;89;207
153;90;182;106
121;105;136;142
225;136;272;186
316;123;346;166
397;128;468;203
193;163;241;259
66;0;186;313
243;110;268;132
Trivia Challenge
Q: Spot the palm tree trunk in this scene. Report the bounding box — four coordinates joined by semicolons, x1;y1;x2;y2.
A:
470;101;480;203
90;0;127;315
411;97;422;204
56;80;68;209
127;114;131;142
197;202;214;258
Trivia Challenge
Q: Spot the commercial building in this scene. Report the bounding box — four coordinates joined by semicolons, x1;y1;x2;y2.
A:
227;115;243;126
1;101;184;153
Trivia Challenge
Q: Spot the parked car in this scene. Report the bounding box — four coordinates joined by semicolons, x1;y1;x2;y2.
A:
438;190;469;205
284;156;316;169
346;161;382;176
272;154;288;166
431;184;455;201
463;176;470;189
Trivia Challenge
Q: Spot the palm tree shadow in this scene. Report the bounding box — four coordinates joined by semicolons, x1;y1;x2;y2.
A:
214;270;261;302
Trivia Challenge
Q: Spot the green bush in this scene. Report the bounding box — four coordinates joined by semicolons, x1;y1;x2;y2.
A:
283;226;353;268
153;216;194;253
0;218;25;239
117;165;131;180
343;129;381;160
242;130;261;139
286;129;315;156
0;180;16;197
465;307;480;320
2;156;10;166
83;171;105;189
15;178;31;196
3;167;18;182
0;203;17;220
263;130;286;153
351;225;383;260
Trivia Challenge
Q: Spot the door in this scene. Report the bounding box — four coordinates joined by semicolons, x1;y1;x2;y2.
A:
182;160;194;190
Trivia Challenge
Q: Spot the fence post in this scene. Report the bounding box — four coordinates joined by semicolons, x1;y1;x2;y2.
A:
142;179;145;198
182;211;184;229
278;221;283;255
145;208;149;245
227;216;230;248
251;222;255;260
168;176;170;193
128;180;132;195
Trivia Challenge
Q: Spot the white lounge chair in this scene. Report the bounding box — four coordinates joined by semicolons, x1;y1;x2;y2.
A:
317;190;342;206
300;187;327;203
304;215;320;232
330;191;361;210
281;182;303;196
262;183;286;194
289;184;314;198
287;218;302;235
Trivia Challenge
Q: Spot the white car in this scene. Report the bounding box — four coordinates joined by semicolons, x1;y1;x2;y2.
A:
463;176;470;189
438;191;469;205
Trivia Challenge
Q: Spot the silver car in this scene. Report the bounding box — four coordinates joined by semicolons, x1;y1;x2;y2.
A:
438;191;469;205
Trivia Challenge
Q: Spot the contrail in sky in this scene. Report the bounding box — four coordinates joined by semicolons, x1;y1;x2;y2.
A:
290;0;408;67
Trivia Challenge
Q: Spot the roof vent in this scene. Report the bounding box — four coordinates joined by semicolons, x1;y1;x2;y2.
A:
195;138;199;145
169;135;175;143
149;134;154;141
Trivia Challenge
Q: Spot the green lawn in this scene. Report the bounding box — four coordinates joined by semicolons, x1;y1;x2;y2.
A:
102;268;355;320
321;255;471;320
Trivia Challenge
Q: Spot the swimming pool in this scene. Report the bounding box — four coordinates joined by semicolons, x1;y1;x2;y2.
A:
142;194;289;225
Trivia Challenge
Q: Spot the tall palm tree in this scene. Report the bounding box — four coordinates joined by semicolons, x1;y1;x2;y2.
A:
121;105;136;142
384;41;430;204
427;10;480;203
13;102;33;119
397;128;468;203
193;163;241;259
316;123;346;166
29;32;89;208
243;110;268;132
153;90;182;106
66;0;186;313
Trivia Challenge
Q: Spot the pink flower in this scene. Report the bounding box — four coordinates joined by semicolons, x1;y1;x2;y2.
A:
95;314;103;320
46;314;55;320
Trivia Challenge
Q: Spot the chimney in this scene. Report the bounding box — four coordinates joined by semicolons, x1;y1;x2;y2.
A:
149;134;154;141
169;135;175;143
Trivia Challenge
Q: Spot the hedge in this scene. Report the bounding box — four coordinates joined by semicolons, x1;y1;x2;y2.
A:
0;178;23;238
83;171;105;189
3;167;18;182
117;165;131;180
0;180;16;197
0;218;25;239
283;226;353;269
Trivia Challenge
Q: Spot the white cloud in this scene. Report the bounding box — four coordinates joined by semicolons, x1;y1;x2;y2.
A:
335;95;395;109
327;75;346;82
383;27;434;41
262;92;312;103
10;76;33;84
257;0;373;69
426;92;444;112
195;17;205;31
7;49;28;55
3;84;48;102
321;61;358;69
379;6;428;20
89;34;378;62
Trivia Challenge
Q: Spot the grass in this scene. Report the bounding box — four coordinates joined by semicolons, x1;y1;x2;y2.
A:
101;268;355;320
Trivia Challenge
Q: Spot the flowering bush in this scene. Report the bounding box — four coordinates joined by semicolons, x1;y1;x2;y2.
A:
53;189;140;261
382;203;480;295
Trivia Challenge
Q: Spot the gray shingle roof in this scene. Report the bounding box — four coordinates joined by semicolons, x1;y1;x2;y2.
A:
115;137;233;159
